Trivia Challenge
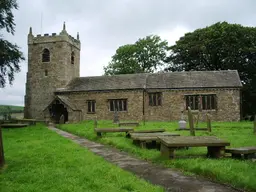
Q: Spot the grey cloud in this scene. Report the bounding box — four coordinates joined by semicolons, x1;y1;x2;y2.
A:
1;0;256;106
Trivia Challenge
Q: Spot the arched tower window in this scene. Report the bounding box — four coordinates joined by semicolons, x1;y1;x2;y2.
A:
71;51;75;64
42;48;50;62
44;70;48;76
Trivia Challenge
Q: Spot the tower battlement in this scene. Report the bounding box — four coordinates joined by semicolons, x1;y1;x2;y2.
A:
27;22;80;49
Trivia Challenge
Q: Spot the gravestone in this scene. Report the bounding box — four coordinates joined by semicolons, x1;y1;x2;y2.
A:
0;125;4;168
206;114;212;132
188;107;195;136
94;119;98;128
113;109;119;124
59;114;65;124
178;111;186;129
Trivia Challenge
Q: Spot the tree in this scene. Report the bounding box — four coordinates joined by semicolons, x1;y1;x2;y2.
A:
0;0;24;168
165;22;256;118
104;35;169;75
2;106;11;120
0;0;25;88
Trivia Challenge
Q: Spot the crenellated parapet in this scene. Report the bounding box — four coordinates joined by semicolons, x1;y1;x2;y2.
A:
27;22;80;49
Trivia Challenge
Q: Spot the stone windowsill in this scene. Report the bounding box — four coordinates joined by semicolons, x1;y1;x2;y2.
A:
186;109;217;112
109;111;128;113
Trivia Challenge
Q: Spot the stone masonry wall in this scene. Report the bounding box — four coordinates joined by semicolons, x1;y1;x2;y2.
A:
57;90;144;121
57;88;241;122
24;32;80;120
144;88;241;122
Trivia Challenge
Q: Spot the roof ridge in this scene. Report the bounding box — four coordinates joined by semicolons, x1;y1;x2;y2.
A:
77;70;239;79
58;70;242;93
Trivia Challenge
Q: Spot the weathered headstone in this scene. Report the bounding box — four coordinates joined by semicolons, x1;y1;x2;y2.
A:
94;119;98;128
188;107;195;136
206;114;212;132
113;109;119;123
59;114;65;124
0;125;4;168
178;111;186;129
195;113;199;128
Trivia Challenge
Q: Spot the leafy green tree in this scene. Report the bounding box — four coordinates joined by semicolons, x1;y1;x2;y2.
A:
0;0;24;168
104;35;169;75
0;0;25;88
165;22;256;118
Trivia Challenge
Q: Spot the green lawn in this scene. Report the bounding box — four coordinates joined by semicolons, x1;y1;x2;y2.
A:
0;124;164;192
58;120;256;192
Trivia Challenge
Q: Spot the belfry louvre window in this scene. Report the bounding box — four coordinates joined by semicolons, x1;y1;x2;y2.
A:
185;94;217;110
87;100;96;113
109;99;127;111
149;92;162;106
42;48;50;62
71;52;75;64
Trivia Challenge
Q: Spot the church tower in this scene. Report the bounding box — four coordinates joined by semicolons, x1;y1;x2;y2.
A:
24;22;81;119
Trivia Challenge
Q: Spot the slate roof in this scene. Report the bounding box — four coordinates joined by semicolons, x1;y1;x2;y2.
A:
43;95;79;111
55;70;242;93
56;95;79;110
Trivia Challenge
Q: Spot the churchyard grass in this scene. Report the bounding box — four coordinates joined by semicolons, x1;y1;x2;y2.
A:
0;124;164;192
58;120;256;192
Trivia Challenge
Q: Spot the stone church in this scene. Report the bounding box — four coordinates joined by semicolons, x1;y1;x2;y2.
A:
24;23;243;123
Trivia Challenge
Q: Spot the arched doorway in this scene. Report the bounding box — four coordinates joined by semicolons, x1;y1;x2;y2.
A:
49;100;68;124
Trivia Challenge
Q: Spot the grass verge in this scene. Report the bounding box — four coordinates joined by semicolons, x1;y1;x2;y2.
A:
0;124;164;192
58;120;256;192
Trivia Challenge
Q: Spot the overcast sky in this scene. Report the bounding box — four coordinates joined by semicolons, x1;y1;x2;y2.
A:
1;0;256;106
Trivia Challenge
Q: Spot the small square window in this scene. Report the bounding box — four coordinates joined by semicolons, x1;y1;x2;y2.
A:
87;100;96;113
149;93;162;106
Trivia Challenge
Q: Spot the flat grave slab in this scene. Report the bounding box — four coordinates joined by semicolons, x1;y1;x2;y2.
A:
126;128;166;138
131;128;166;133
94;127;134;137
175;128;208;131
1;124;29;128
158;136;230;159
225;146;256;159
130;132;180;149
118;122;139;127
130;132;180;141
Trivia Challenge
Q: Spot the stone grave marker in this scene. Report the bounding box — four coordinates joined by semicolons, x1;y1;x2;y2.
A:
178;111;186;129
188;107;195;136
94;119;98;128
113;109;119;123
59;114;65;124
206;114;212;132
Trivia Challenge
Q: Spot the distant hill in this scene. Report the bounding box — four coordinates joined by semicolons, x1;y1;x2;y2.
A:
0;105;24;113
